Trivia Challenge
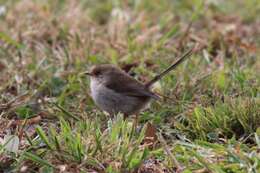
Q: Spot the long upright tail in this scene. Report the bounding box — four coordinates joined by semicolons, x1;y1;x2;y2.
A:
145;46;195;88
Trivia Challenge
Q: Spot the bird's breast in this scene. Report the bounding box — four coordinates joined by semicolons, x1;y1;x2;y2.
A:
90;78;120;114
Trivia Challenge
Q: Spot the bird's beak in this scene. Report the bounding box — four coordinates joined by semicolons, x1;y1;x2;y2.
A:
79;71;92;77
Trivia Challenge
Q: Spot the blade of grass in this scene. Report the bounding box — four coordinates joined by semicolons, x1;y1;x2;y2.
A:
35;126;53;150
52;102;80;121
23;151;54;168
0;32;23;49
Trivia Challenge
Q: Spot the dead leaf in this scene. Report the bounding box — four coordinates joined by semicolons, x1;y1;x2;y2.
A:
0;61;6;71
12;115;42;126
143;122;157;148
239;42;256;53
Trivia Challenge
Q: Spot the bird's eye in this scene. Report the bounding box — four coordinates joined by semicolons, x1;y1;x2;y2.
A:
93;69;101;76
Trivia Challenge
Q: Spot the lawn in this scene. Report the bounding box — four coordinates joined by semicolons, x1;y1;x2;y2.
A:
0;0;259;172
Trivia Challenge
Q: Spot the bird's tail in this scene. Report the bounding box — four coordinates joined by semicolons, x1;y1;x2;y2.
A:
144;46;195;88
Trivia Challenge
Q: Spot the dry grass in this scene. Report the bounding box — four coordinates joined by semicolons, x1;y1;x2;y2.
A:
0;0;259;172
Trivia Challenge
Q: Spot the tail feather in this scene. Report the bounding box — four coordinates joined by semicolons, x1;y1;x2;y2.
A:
145;46;195;88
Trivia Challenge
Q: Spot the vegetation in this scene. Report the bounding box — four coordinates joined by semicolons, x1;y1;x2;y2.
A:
0;0;259;172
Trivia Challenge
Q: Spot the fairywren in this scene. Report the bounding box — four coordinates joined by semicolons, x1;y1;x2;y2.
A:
84;47;194;117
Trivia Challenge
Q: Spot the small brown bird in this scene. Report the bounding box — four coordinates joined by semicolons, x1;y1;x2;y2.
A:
83;47;194;119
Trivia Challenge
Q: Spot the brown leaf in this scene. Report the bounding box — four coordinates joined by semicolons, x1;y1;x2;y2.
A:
12;115;42;126
143;122;157;148
0;61;6;72
239;42;257;53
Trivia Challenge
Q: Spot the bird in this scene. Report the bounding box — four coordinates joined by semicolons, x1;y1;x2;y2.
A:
83;47;195;121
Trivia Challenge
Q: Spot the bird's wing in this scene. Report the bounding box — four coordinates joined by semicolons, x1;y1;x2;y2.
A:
104;71;159;100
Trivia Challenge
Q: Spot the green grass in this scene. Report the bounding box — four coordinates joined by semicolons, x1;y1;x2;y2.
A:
0;0;259;172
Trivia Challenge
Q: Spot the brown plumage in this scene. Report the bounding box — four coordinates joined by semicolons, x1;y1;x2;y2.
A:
85;47;194;116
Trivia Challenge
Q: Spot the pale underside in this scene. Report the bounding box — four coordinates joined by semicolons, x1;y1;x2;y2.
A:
90;78;151;115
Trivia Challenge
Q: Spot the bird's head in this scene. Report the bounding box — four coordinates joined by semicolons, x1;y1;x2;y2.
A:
82;64;121;83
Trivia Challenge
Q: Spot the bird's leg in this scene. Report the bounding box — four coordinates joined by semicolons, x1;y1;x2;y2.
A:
133;114;138;131
123;113;128;120
130;114;139;136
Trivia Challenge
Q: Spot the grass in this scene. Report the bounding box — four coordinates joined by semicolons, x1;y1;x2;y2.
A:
0;0;259;172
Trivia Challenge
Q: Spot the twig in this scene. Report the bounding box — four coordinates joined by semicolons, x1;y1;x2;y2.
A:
190;34;208;48
157;132;183;172
12;115;42;126
0;92;30;111
52;102;80;121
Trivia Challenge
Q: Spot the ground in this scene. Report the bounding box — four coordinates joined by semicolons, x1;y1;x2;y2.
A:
0;0;259;173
